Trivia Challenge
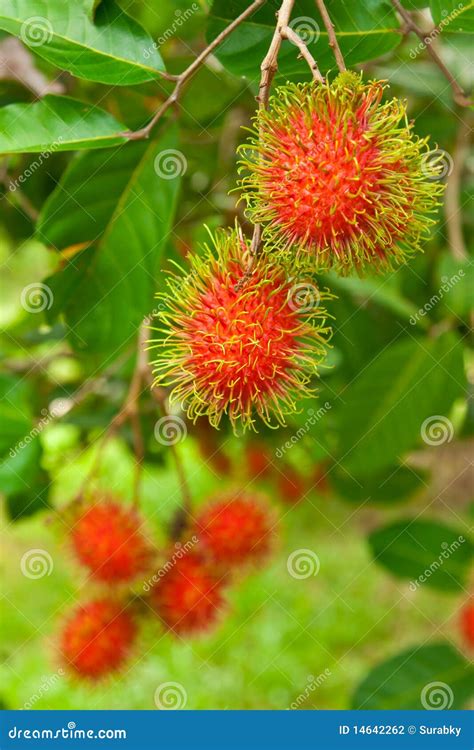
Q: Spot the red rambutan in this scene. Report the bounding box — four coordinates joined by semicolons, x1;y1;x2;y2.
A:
60;598;137;679
149;552;225;635
150;227;331;433
239;72;443;273
70;499;152;583
194;490;275;566
460;601;474;648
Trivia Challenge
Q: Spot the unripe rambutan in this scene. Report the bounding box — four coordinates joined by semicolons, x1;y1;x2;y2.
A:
59;599;137;679
150;227;331;433
194;490;275;566
460;601;474;648
70;499;152;584
239;72;444;273
149;552;224;635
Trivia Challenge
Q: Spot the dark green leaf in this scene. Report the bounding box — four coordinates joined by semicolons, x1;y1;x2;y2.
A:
0;96;127;154
369;518;473;590
207;0;401;78
0;0;165;85
430;0;474;32
353;642;474;709
436;254;474;318
337;333;465;475
38;126;182;354
331;464;429;505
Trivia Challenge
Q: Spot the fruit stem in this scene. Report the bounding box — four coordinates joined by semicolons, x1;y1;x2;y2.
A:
314;0;346;73
391;0;471;108
121;0;267;141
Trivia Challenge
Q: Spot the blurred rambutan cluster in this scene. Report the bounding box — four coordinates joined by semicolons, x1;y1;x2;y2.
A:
58;490;275;679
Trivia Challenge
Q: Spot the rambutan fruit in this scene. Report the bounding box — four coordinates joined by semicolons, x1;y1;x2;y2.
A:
149;227;331;433
70;499;152;584
239;71;444;274
194;490;275;566
149;552;225;635
460;600;474;648
59;598;137;679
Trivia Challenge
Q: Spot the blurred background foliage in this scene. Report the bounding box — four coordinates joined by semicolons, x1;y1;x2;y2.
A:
0;0;473;709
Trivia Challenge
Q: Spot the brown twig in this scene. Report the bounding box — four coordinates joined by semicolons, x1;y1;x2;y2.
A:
444;112;472;261
314;0;346;73
282;26;324;82
257;0;296;109
122;0;267;141
391;0;471;107
247;0;297;259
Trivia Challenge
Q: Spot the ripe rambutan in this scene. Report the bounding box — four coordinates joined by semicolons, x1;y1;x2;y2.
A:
70;499;152;583
60;598;137;679
239;71;444;273
194;490;275;566
150;227;331;433
460;601;474;648
149;552;225;635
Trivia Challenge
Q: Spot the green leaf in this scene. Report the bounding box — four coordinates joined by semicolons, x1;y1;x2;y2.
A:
430;0;474;33
369;518;473;591
0;376;50;517
353;643;474;709
331;464;429;505
0;0;165;85
337;333;465;475
0;96;127;154
436;254;474;318
84;0;102;18
325;272;424;326
37;126;182;355
207;0;401;78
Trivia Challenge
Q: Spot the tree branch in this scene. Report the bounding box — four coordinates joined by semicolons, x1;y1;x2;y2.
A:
314;0;346;73
282;26;324;82
391;0;471;107
122;0;267;141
